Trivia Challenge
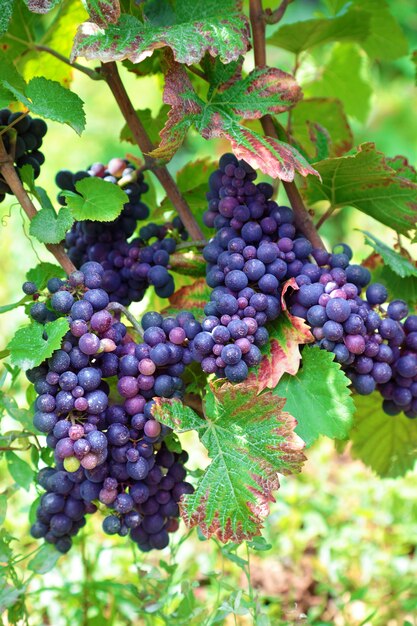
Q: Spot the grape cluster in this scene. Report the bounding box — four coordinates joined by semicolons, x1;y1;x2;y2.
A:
57;157;186;305
194;153;314;382
27;264;194;553
287;244;417;418
0;108;47;202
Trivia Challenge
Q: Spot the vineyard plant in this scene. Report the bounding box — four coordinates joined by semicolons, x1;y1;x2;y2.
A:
0;0;416;625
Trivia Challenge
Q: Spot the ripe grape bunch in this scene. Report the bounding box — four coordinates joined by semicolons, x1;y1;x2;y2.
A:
0;108;47;203
193;153;314;382
288;245;417;418
25;262;194;553
57;157;187;305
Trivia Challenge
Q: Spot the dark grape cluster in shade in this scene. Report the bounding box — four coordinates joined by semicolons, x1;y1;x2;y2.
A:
0;108;47;202
287;243;417;418
26;263;193;553
57;157;187;305
195;153;314;382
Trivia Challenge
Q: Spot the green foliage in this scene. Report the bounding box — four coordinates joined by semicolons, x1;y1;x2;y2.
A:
84;0;120;26
267;8;371;54
28;544;61;574
153;383;305;541
361;231;417;278
303;143;417;238
305;44;372;122
6;451;34;491
7;318;69;370
357;0;408;61
120;106;169;145
30;206;74;244
73;1;249;65
26;263;66;290
62;176;128;221
25;0;61;13
0;0;14;38
350;394;417;478
274;347;355;447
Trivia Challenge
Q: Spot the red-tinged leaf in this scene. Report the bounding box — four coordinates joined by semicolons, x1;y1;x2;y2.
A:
215;66;302;118
385;155;417;182
247;279;314;392
162;278;211;319
72;2;250;66
85;0;120;27
151;60;319;181
153;383;306;542
24;0;60;13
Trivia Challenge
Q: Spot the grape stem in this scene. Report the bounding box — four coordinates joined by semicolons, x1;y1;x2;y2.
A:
106;301;144;337
0;136;76;276
99;62;206;242
249;0;325;251
264;0;294;24
316;205;337;230
176;240;206;251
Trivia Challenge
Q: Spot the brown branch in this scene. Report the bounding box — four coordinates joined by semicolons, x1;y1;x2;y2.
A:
0;137;76;275
316;205;337;230
264;0;294;24
249;0;325;250
100;61;205;242
35;45;103;81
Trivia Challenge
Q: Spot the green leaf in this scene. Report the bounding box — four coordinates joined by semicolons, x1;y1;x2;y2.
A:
7;318;69;370
370;264;417;309
62;176;128;221
29;206;74;244
176;158;217;192
5;451;34;491
3;76;86;134
120;106;169;146
0;60;27;108
0;495;7;526
159;184;212;239
354;0;408;61
324;0;348;15
290;98;353;158
274;347;355;447
200;56;243;97
28;543;61;573
302;143;417;238
360;231;417;278
0;296;30;315
350;394;417;478
150;59;317;182
266;8;370;54
0;392;32;428
170;252;206;278
0;0;14;37
153;383;305;542
304;44;372;123
26;262;65;290
72;1;249;66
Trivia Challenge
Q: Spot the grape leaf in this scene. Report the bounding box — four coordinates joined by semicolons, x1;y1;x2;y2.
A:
176;158;217;192
84;0;120;26
29;206;74;244
354;0;408;61
290;98;353;158
360;231;417;278
24;0;60;13
7;318;69;370
2;76;86;134
0;297;30;315
0;60;27;108
150;59;317;181
153;383;305;542
28;544;61;573
200;56;243;97
368;263;417;310
26;262;65;290
350;394;417;478
324;0;349;14
386;155;417;182
274;346;355;447
0;0;14;37
302;143;417;238
5;451;34;491
247;279;314;393
158;184;212;239
170;252;206;278
120;106;169;146
163;278;211;320
304;44;372;123
72;1;249;66
267;8;371;54
62;177;128;221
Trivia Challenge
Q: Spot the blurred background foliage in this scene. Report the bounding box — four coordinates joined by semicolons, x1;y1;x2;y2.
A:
0;0;416;624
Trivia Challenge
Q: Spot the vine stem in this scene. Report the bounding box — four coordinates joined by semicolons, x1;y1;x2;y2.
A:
100;61;205;242
249;0;325;251
316;205;337;230
264;0;294;24
176;239;206;251
0;136;76;275
106;301;143;337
